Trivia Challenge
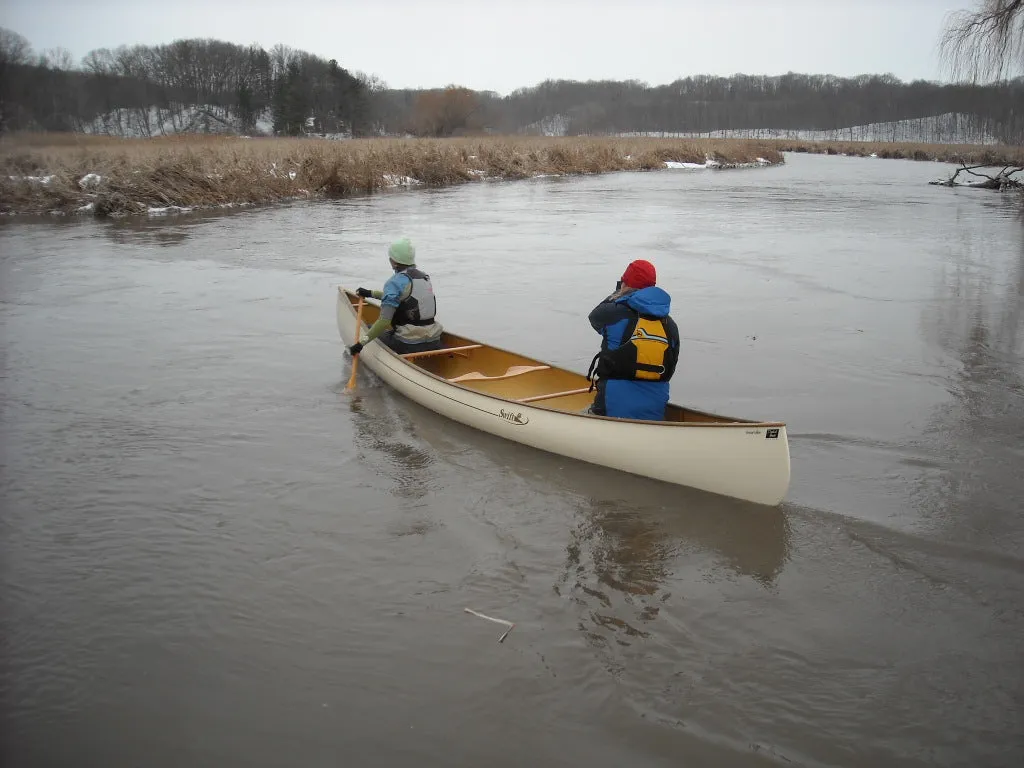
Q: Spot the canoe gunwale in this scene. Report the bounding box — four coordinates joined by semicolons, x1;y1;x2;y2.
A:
338;287;786;430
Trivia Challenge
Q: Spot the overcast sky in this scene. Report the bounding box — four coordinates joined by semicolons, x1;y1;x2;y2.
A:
3;0;976;93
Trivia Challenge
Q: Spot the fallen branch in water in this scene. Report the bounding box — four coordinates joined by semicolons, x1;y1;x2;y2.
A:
930;161;1023;190
464;607;516;643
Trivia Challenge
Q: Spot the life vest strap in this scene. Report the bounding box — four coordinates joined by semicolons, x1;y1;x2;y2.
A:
635;362;667;374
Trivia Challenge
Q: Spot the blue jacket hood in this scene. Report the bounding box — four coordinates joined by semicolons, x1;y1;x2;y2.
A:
617;286;671;317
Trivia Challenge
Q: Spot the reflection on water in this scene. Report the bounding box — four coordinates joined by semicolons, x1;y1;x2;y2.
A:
558;486;789;647
97;203;287;248
346;390;436;501
348;385;791;649
915;229;1024;550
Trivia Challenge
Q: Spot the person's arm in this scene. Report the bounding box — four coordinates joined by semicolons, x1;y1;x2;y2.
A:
362;305;394;343
588;291;632;333
360;274;409;343
588;283;636;330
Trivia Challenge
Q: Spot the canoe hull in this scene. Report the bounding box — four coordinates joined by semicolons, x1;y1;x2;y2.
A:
337;289;790;506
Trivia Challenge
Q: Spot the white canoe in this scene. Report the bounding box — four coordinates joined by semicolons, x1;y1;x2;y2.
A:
337;288;791;506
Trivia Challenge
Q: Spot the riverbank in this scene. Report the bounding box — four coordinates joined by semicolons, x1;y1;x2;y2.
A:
0;135;782;217
768;138;1024;165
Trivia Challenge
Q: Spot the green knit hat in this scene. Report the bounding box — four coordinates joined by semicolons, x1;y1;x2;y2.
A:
387;238;416;266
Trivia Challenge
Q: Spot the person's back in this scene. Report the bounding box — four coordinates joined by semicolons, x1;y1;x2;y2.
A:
587;260;679;421
380;263;442;351
348;238;444;357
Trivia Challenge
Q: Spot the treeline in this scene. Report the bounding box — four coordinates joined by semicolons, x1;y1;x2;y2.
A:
2;26;1022;143
489;75;1024;143
0;28;369;135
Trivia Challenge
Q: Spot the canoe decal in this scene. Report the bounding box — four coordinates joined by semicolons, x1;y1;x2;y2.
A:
766;428;780;439
499;409;529;425
373;354;533;425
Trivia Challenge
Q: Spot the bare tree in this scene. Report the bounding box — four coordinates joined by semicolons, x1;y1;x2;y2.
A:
940;0;1024;82
355;71;388;92
41;47;74;70
81;47;118;75
410;85;480;137
0;26;32;65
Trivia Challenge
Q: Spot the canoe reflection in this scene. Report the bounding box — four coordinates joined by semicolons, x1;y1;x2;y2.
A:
344;385;792;641
346;393;437;500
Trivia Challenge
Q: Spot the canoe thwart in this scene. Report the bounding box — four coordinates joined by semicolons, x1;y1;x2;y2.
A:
517;387;594;404
401;344;484;360
448;365;551;383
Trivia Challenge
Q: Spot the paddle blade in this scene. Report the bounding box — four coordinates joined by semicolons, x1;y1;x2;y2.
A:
345;295;366;392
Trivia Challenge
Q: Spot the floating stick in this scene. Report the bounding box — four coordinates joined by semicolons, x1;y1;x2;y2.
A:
464;608;516;643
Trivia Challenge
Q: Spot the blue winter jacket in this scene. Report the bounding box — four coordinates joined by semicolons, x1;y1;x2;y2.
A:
588;286;679;421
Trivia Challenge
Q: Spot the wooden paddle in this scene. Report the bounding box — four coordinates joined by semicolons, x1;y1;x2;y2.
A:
346;296;365;391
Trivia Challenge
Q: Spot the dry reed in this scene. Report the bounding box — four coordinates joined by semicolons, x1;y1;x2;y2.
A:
0;135;782;216
7;133;1016;218
767;138;1024;165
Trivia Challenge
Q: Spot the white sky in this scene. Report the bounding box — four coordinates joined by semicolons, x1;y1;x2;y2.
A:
2;0;977;94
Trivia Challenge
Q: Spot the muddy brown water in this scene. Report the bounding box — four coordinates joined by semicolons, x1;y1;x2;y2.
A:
2;153;1022;767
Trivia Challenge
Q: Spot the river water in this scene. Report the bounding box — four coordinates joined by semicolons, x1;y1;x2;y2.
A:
1;153;1022;767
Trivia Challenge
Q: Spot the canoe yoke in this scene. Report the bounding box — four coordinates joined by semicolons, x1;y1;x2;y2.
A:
447;365;551;383
399;343;592;405
401;344;554;383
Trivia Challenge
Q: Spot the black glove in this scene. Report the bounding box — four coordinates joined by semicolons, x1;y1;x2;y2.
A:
615;280;622;291
348;342;363;356
356;287;372;298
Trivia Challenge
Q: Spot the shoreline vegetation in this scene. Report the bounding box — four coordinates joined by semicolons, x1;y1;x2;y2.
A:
1;134;1022;218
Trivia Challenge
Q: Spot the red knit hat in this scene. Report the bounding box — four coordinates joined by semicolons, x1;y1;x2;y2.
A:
621;259;656;289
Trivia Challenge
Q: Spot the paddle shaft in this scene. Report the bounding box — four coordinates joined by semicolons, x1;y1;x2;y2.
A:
346;296;365;390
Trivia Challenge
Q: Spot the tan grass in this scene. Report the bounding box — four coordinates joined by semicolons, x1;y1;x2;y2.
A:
0;135;782;216
767;138;1024;165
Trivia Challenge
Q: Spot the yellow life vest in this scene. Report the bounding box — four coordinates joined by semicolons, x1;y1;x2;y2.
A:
588;312;678;385
630;316;671;380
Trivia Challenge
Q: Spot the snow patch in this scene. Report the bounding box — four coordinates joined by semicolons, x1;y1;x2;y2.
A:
383;174;423;187
79;104;276;138
10;174;55;184
148;205;193;215
522;113;571;137
619;113;1001;145
664;156;776;170
663;158;723;170
255;114;275;136
78;173;102;189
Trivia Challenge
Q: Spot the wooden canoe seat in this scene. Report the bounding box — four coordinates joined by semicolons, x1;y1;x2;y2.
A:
401;344;483;360
447;365;550;383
